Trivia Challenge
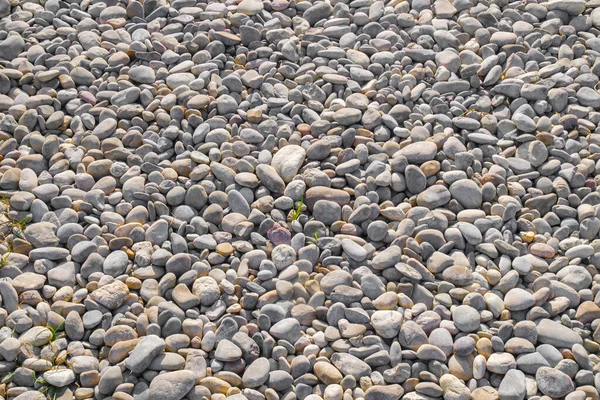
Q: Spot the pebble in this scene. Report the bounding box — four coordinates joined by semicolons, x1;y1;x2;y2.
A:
242;358;270;387
271;145;306;183
148;370;196;400
536;319;583;349
453;305;481;332
0;0;598;399
504;288;536;311
331;353;371;379
536;367;575;398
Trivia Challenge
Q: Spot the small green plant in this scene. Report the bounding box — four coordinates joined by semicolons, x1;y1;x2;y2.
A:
1;371;14;384
0;211;30;261
46;320;65;343
1;236;14;269
5;236;13;252
32;371;46;386
291;196;304;221
47;326;57;342
39;385;57;400
313;231;319;240
13;217;29;236
0;199;32;270
0;254;9;268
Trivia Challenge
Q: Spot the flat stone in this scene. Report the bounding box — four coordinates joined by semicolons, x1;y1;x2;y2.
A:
334;108;362;125
452;305;480;332
215;339;242;361
43;369;75;387
398;142;438;164
504;288;535;311
536;319;583;348
148;370;196;400
126;335;166;373
242;357;270;387
536;367;574;398
331;353;371;379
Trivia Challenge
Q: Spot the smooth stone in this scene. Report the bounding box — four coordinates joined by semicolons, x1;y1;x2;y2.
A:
536;319;583;348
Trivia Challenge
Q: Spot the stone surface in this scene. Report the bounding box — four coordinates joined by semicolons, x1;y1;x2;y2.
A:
0;1;599;399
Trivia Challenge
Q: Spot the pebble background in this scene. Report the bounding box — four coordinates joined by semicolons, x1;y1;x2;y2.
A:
1;0;600;399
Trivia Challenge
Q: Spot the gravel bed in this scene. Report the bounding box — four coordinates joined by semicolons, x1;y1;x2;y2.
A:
1;0;600;399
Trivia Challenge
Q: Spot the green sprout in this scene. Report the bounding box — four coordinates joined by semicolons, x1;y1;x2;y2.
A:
33;371;47;386
1;371;14;384
291;196;304;221
0;254;9;268
13;217;29;235
46;320;65;342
